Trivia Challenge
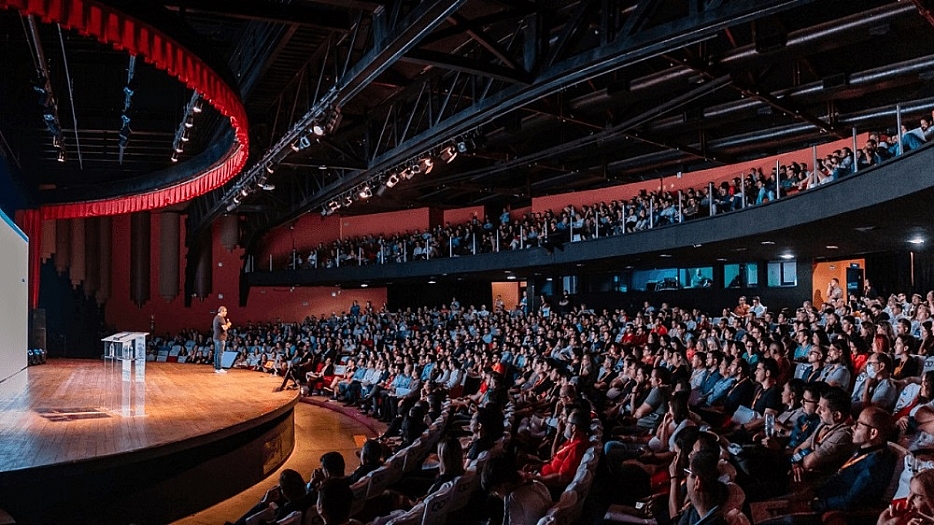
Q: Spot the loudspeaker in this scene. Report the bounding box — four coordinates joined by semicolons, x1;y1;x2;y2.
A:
29;308;46;351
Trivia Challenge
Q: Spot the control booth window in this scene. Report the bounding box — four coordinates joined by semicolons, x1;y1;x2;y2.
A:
724;263;758;288
767;260;797;287
679;267;714;288
632;268;678;291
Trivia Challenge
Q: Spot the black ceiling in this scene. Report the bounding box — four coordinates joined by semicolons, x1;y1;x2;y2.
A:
2;0;933;247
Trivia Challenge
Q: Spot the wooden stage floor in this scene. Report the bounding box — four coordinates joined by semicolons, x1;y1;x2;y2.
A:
0;359;298;473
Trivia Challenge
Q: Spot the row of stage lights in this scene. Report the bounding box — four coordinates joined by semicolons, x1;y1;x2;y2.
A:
290;107;342;152
170;92;203;162
321;133;478;216
226;106;343;212
33;76;66;163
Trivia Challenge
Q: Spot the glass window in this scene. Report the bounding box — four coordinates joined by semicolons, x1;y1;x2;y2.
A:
767;261;797;287
632;268;678;291
724;263;758;288
679;267;714;288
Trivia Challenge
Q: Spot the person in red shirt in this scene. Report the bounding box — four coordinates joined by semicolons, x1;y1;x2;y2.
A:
527;409;591;491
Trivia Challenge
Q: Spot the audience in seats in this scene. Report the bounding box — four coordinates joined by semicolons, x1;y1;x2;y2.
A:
268;127;927;272
228;469;314;525
168;281;934;525
482;453;553;525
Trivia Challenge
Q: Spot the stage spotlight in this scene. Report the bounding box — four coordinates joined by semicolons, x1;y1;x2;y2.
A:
265;163;275;174
359;186;373;199
181;129;191;142
327;200;340;212
325;108;342;133
56;149;66;163
260;183;276;191
456;137;473;154
312;121;326;136
440;145;457;163
419;157;434;174
240;188;250;197
174;142;184;153
402;166;416;180
385;174;400;189
291;134;312;152
343;195;353;207
184;115;195;128
226;202;237;212
170;151;179;162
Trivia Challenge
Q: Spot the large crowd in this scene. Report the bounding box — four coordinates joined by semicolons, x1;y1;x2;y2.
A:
280;120;933;271
153;276;934;525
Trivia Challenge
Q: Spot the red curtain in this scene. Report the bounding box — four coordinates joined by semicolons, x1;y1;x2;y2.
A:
0;0;250;219
1;0;253;306
15;209;42;309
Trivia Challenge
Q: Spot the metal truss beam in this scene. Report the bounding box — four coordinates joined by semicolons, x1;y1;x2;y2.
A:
160;0;354;31
243;0;816;241
188;0;467;240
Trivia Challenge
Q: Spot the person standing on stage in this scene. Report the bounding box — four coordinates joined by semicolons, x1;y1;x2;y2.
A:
213;306;231;374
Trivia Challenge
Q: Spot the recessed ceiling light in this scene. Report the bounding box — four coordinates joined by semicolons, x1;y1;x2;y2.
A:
780;253;795;260
760;241;775;245
546;277;553;281
692;244;702;248
427;280;436;284
360;283;368;288
716;258;727;262
909;237;925;245
826;245;839;250
507;275;517;280
625;265;634;269
576;263;584;267
659;254;672;258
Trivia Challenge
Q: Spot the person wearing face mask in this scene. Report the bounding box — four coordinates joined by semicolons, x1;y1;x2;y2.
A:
524;409;590;492
852;352;899;414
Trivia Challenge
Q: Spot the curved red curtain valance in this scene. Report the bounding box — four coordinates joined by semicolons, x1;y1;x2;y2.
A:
0;0;250;218
3;0;251;308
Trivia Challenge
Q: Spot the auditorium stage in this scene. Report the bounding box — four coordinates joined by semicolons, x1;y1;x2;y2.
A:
0;359;300;525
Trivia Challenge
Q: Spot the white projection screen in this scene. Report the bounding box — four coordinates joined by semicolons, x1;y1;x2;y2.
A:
0;209;28;380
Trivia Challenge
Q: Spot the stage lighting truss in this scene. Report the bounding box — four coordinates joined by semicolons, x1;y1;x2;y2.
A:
170;91;203;161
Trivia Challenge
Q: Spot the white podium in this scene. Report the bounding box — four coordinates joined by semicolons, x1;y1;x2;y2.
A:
101;332;148;417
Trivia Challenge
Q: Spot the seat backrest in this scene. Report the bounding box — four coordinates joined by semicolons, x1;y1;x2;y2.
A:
366;464;395;500
386;503;424;525
448;469;479;511
420;481;456;525
570;470;593;500
303;508;325;525
348;476;370;517
402;438;427;473
885;441;910;501
369;509;406;525
535;515;556;525
276;511;303;525
546;490;580;525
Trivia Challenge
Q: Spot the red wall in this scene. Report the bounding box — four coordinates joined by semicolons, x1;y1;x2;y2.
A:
338;208;428;238
531;135;867;212
104;213;387;335
444;206;484;226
